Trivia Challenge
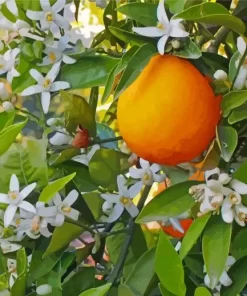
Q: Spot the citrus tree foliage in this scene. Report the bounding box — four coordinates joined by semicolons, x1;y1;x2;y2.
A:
1;0;247;295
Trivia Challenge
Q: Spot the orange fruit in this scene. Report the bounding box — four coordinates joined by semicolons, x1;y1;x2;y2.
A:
117;55;221;165
161;218;193;238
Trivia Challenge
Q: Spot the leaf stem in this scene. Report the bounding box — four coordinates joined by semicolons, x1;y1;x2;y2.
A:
231;46;247;90
14;107;41;124
107;185;152;286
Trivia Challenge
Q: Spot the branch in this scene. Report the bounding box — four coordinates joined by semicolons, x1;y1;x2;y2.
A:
90;136;123;146
207;27;229;53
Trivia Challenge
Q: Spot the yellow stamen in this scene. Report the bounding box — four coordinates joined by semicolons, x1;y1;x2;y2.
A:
62;206;72;213
119;196;130;205
43;79;51;89
238;212;247;222
229;193;239;204
49;52;56;62
15;218;21;226
157;22;164;29
143;173;150;182
8;191;17;200
46;13;53;22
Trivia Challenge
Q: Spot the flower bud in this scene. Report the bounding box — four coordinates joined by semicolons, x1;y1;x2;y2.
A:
219;173;231;185
0;81;11;101
171;39;181;49
2;101;14;112
72;126;90;149
213;70;228;81
36;284;52;295
102;201;113;215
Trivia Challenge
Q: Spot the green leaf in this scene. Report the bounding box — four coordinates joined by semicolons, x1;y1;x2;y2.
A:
202;215;232;289
155;232;186;296
117;3;157;26
32;40;44;59
118;284;137;296
159;284;176;296
0;119;27;156
45;222;83;256
162;165;190;185
0;273;8;291
136;181;198;224
114;44;157;99
216;126;238;162
96;123;117;149
109;26;156;47
0;139;48;192
231;228;247;259
49;148;80;166
221;90;247;117
194;287;211;296
39;173;76;202
79;283;112;296
185;255;204;279
62;268;96;296
60;56;119;89
184;0;204;10
167;0;185;14
101;64;118;104
229;51;240;83
173;38;202;59
179;214;211;260
89;148;128;190
20;43;34;60
0;111;15;131
125;247;156;295
221;256;247;296
233;159;247;182
174;2;246;35
61;91;96;137
17;248;27;276
76;243;94;265
228;105;247;124
82;192;103;220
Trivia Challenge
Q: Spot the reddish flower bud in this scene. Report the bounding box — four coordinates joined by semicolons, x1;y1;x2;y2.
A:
72;126;90;148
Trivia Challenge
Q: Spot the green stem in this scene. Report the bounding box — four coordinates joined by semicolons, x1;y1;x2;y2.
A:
231;46;247;90
66;218;95;235
14;107;41;124
207;27;229;53
90;136;123;146
99;229;128;238
107;185;152;286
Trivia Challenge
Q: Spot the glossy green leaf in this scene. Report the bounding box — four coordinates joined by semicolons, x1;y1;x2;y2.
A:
159;284;176;296
233;159;247;182
174;2;246;35
231;228;247;259
60;56;119;89
32;40;44;59
216;126;238;162
118;284;137;296
17;248;27;276
79;284;112;296
221;257;247;296
61;91;96;137
0;111;15;131
136;181;198;224
228;104;247;124
96;123;117;149
173;38;202;59
0;273;8;291
194;287;211;296
45;222;83;256
179;214;211;260
101;64;118;104
155;232;186;296
185;255;204;279
125;247;156;295
229;51;240;83
221;90;247;117
114;44;157;99
167;0;185;14
109;26;156;47
162;165;190;185
202;215;232;289
39;173;76;202
20;43;34;60
89;148;128;190
0;119;27;156
49;148;80;166
117;3;157;26
184;0;204;10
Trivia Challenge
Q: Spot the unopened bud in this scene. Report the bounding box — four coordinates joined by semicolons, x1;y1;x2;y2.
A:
36;284;52;295
213;70;228;81
171;39;181;49
102;201;113;215
2;101;14;112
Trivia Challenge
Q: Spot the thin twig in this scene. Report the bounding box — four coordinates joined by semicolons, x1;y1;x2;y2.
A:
89;136;123;146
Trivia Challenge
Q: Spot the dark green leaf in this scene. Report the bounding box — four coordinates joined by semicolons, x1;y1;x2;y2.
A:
11;273;26;296
49;148;80;166
32;41;44;59
216;126;238;162
221;90;247;117
173;38;202;59
184;0;204;10
79;283;112;296
229;51;240;83
155;232;186;295
179;214;210;260
162;165;190;185
231;228;247;259
167;0;185;14
202;215;232;289
118;284;137;296
228;105;247;124
82;192;103;220
174;2;246;35
185;255;204;279
60;56;119;89
233;159;247;182
136;181;198;224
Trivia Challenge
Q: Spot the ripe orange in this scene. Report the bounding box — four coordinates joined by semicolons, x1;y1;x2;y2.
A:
117;55;221;165
161;218;193;238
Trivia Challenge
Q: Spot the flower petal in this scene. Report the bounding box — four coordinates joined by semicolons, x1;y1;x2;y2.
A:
21;85;43;96
226;256;236;267
19;201;37;213
157;35;169;55
41;92;51;114
150;163;161;173
26;10;45;21
230;179;247;195
128;181;143;198
157;0;169;23
30;69;44;83
139;158;150;169
4;205;17;227
36;284;52;296
54;14;70;30
153;173;166;183
221;200;234;223
53;213;65;226
233;65;247;90
52;0;66;13
170;24;189;38
107;204;124;222
62;55;76;64
133;26;164;37
117;175;128;196
40;0;51;11
101;194;119;203
125;202;139;218
40;225;52;238
129;167;144;179
72;155;89;166
0;194;9;204
219;270;232;287
53;193;62;205
64;190;78;206
50;81;70;92
237;36;246;56
169;217;184;233
87;144;100;161
20;183;36;199
46;61;61;82
65;208;79;220
49;132;71;146
38;206;57;217
204;274;210;288
10;174;19;192
205;168;220;181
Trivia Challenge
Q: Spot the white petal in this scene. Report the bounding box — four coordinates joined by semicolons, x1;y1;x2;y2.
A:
129;167;145;179
101;194;119;203
139;158;150;169
50;132;71;146
205;168;220;181
21;31;44;41
36;284;52;296
133;26;164;37
10;174;19;192
62;55;76;64
128;181;143;198
204;274;210;288
0;194;9;204
150;163;161;173
153;173;166;183
53;193;62;205
4;205;17;227
175;241;181;252
117;175;128;196
219;270;232;287
170;25;189;38
40;0;51;11
221;200;234;223
19;201;37;213
54;14;70;30
214;70;228;81
64;208;79;220
169;217;184;233
157;35;169;55
50;81;70;92
237;36;246;56
46;62;61;82
157;0;169;23
38;206;57;217
102;201;114;215
29;69;44;83
21;85;43;96
87;144;100;160
41;92;51;114
52;0;66;13
11;67;20;78
40;225;52;238
219;173;232;185
52;213;65;226
230;179;247;194
125;202;139;218
233;66;247;90
64;190;78;206
72;155;89;166
11;48;20;59
235;203;247;214
107;204;124;222
20;183;36;199
226;256;236;267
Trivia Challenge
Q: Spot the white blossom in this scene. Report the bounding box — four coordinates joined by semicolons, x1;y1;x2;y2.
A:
214;70;228;81
101;175;140;222
21;62;70;114
2;101;14;112
234;37;247;90
132;0;188;55
0;0;18;15
0;174;36;227
36;284;52;295
1;241;21;254
0;48;20;82
72;145;100;166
